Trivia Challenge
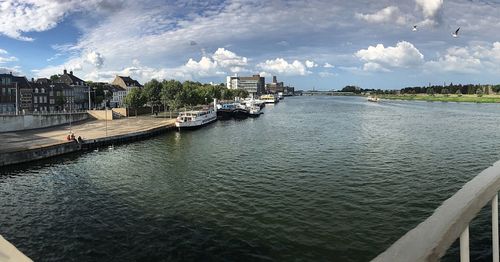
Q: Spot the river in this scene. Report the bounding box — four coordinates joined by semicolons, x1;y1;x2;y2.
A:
2;96;500;261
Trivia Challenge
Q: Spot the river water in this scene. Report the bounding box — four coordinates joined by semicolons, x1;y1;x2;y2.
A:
2;96;500;261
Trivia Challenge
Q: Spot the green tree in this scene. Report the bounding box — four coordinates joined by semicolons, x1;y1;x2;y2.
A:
160;79;183;118
426;88;435;96
50;74;60;82
55;95;66;111
456;89;462;97
143;79;162;114
476;88;484;97
124;88;146;116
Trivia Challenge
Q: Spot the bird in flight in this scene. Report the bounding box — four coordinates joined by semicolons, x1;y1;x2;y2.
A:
452;27;460;38
412;25;417;32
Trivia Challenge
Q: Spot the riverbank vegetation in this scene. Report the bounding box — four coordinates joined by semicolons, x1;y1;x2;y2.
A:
124;79;249;114
378;94;500;103
339;84;500;103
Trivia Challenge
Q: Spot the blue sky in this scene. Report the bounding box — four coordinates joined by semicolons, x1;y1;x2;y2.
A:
0;0;500;90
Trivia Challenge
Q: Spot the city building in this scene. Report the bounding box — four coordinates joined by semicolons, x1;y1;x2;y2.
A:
32;79;70;112
110;76;143;107
55;69;88;110
0;73;32;114
284;86;295;96
226;74;265;98
265;76;284;94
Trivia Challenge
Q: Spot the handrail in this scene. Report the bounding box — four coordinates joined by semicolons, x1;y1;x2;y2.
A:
373;160;500;261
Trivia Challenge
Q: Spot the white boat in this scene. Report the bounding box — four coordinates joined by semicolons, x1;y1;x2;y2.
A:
367;96;380;102
175;99;217;129
248;104;262;117
261;94;277;104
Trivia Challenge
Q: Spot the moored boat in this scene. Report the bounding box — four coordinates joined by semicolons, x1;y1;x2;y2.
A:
367;96;380;102
176;100;218;129
248;104;262;117
233;103;249;119
216;103;235;120
261;94;277;104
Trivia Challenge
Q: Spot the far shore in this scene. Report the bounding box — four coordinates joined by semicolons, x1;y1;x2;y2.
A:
377;94;500;103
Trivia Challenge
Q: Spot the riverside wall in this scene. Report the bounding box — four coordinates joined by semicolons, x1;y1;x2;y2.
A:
0;113;88;133
0;123;175;167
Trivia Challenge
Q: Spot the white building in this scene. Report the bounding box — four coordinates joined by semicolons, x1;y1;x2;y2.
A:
226;74;265;98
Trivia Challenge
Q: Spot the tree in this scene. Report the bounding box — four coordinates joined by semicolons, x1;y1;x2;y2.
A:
50;74;60;82
161;80;183;118
456;89;462;97
426;88;435;96
476;88;484;97
143;79;162;114
55;95;66;111
124;88;146;116
441;88;449;97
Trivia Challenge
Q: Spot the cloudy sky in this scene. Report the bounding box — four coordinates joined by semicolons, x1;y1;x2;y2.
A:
0;0;500;90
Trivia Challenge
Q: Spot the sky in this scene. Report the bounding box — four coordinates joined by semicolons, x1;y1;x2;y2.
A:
0;0;500;90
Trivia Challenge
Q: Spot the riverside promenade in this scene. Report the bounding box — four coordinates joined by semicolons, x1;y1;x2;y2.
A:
0;117;176;166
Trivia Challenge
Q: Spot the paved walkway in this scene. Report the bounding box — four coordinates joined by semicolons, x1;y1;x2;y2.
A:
0;117;176;153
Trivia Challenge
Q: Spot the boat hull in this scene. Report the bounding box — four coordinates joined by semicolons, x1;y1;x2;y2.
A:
217;109;233;120
232;108;249;119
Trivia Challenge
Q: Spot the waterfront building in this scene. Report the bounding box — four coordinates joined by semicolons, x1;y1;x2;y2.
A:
0;73;32;114
111;76;142;107
55;70;88;110
226;74;265;98
265;76;284;94
32;79;70;112
284;86;295;96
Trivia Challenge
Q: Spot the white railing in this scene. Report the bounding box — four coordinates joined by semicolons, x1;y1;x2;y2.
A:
373;160;500;261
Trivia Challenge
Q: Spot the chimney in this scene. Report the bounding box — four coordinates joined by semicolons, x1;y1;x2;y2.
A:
70;71;73;75
31;78;34;82
63;69;67;74
273;76;277;83
9;72;12;75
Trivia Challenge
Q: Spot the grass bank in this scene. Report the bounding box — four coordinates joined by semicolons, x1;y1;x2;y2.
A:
378;94;500;103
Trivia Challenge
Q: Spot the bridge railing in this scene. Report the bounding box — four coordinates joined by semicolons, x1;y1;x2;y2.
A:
373;160;500;262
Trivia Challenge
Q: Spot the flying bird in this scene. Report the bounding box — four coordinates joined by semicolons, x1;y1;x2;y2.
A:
412;25;417;31
452;27;460;38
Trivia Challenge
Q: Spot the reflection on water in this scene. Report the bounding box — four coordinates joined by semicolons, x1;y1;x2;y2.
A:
2;96;500;261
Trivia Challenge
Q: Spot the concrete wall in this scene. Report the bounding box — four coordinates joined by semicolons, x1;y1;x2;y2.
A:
87;110;114;120
112;108;128;117
0;113;88;133
0;142;81;167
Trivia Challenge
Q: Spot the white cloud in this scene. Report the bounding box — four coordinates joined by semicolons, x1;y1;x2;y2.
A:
0;0;120;41
415;0;443;26
355;6;406;25
355;41;424;71
0;48;18;63
257;58;309;76
318;71;337;78
323;62;334;68
86;51;104;68
425;42;500;74
211;48;248;73
0;66;22;75
305;60;318;68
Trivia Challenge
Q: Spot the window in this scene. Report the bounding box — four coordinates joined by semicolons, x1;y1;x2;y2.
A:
49;91;53;96
34;96;38;103
35;88;39;93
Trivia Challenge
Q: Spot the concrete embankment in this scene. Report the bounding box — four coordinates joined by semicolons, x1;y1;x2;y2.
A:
0;113;88;133
0;235;32;262
0;118;176;167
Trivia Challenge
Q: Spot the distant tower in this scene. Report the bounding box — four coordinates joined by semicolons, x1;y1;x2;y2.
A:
272;76;277;83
